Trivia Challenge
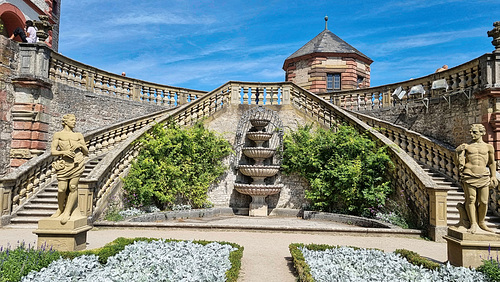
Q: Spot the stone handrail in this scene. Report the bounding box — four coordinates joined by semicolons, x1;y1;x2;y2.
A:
319;55;482;111
49;52;207;106
349;111;458;182
0;107;175;224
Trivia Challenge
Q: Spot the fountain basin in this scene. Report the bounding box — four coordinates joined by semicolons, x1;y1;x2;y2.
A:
246;132;273;147
239;165;280;177
250;119;270;130
242;148;275;160
246;132;273;141
234;183;283;196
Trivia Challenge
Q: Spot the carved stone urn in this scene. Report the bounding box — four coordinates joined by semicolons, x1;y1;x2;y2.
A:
234;115;283;217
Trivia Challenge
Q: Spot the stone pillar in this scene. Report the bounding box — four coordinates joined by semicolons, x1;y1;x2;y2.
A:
428;187;449;242
10;44;53;167
476;22;500;160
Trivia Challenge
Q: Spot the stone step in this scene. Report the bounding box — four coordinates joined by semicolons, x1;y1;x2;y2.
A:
16;210;53;217
23;203;58;210
31;198;58;204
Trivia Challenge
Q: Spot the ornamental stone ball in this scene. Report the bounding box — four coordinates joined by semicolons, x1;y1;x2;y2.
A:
50;114;88;224
455;124;498;234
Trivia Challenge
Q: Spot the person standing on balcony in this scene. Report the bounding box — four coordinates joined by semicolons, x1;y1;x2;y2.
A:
456;124;498;234
50;114;88;224
9;20;37;43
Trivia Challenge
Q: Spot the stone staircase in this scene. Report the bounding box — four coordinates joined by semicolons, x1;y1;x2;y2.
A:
422;166;500;234
7;158;101;229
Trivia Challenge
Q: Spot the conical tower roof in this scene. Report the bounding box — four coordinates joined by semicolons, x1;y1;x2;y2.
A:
286;28;372;63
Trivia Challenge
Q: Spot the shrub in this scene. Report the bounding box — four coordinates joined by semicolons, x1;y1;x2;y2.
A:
282;124;393;216
123;122;232;209
0;242;61;282
477;249;500;282
394;248;440;270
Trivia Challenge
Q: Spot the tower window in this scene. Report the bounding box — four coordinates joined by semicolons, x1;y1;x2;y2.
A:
327;73;341;91
357;76;364;89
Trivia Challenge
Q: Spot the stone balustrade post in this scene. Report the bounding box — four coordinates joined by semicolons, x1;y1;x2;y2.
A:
78;180;96;217
132;84;141;101
428;187;449;242
178;89;188;105
85;71;94;92
230;83;240;104
282;84;291;105
0;180;14;226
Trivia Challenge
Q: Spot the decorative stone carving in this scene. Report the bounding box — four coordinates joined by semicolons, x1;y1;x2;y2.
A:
34;15;53;43
34;114;91;252
454;124;498;233
488;21;500;53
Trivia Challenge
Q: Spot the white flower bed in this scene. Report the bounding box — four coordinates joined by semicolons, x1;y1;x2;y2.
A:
22;240;235;282
301;246;487;282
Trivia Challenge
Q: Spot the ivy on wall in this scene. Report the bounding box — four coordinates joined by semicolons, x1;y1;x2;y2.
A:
281;124;393;216
123;122;233;210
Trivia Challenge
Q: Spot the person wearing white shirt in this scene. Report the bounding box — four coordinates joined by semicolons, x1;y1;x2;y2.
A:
10;20;37;43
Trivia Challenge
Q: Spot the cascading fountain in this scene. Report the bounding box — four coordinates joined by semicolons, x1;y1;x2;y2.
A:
234;108;283;216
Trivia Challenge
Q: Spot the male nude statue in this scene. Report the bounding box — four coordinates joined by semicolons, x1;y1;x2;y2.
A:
456;124;498;233
51;114;88;224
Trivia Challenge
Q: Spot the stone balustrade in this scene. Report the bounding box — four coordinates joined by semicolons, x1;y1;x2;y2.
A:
350;111;458;183
0;108;174;225
319;56;482;111
49;52;207;106
227;81;289;105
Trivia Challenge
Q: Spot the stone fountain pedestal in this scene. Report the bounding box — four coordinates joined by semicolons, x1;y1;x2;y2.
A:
235;117;283;217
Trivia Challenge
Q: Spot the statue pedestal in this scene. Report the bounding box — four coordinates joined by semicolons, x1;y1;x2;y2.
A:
444;227;500;268
249;195;268;217
33;216;92;251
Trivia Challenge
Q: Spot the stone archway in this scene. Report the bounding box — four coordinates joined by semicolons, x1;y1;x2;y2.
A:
0;3;26;41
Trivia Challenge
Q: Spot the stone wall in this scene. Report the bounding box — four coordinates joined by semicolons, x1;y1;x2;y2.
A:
205;104;314;210
0;36;17;176
49;83;166;136
357;93;481;148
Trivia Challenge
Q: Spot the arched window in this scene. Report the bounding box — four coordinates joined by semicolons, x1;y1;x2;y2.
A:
0;3;26;42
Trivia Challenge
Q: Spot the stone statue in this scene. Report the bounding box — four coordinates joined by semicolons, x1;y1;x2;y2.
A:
50;114;88;224
455;124;498;233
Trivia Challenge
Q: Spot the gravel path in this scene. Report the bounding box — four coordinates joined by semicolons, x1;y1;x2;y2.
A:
0;224;447;282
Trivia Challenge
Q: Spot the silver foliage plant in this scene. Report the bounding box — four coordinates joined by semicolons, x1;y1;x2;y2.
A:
300;246;487;282
22;240;235;282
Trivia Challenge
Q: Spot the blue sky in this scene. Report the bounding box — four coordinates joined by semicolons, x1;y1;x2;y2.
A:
58;0;499;92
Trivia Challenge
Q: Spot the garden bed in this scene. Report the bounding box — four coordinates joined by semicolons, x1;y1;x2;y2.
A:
1;237;243;282
289;243;489;281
